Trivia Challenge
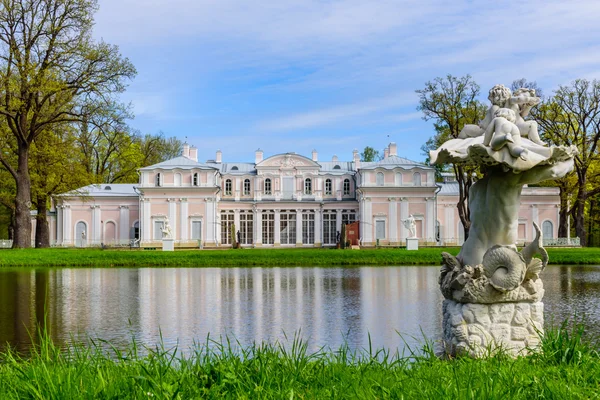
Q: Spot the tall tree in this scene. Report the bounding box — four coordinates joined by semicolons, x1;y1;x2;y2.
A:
0;0;136;247
135;132;183;167
360;146;381;162
416;74;486;239
533;79;600;246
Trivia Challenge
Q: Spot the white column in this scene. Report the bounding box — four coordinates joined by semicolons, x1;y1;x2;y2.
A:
168;199;177;240
363;198;373;244
531;205;539;241
56;206;63;245
143;199;151;242
426;197;435;243
296;209;303;245
389;198;398;244
64;205;72;245
445;205;455;243
315;207;322;246
180;199;188;241
336;209;342;238
206;199;214;244
119;206;130;244
274;209;281;245
255;208;262;245
234;209;240;241
92;205;101;245
399;197;409;240
235;178;241;201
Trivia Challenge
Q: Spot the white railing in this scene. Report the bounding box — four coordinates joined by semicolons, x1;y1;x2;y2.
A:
0;240;12;248
543;237;581;247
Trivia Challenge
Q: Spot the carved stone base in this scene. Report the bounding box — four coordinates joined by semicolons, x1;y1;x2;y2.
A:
406;237;419;250
162;239;174;251
441;299;543;357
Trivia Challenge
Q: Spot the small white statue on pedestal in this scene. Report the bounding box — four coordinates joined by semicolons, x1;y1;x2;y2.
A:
161;219;172;239
402;214;417;238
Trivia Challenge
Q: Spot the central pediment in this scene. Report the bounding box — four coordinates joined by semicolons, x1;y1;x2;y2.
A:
256;153;320;169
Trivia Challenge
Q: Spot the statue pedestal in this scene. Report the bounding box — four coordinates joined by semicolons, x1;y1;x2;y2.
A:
441;299;543;357
162;239;174;251
406;237;419;250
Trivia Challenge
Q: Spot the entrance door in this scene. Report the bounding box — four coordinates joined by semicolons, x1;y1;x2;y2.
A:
192;221;202;241
542;221;553;239
375;220;386;240
154;221;164;240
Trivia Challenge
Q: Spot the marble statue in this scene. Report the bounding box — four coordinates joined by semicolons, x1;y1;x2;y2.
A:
161;219;173;239
402;214;417;238
430;84;578;357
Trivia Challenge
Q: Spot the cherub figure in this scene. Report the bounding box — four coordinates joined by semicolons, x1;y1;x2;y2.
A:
161;219;173;239
483;108;528;160
459;84;512;139
509;88;544;145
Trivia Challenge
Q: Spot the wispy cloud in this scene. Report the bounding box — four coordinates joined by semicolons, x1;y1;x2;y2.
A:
257;92;416;131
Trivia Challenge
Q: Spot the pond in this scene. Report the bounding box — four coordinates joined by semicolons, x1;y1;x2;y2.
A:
1;266;599;355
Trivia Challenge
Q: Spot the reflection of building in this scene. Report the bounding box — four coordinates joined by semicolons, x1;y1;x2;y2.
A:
47;142;560;247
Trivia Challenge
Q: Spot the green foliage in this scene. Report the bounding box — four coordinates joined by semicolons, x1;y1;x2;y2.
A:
0;323;598;398
360;146;382;162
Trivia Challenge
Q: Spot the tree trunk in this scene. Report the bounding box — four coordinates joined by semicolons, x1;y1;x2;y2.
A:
557;187;570;238
12;144;33;248
35;195;50;248
454;164;471;240
574;181;587;246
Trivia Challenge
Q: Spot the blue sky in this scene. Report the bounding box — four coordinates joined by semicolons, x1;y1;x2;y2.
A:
93;0;600;164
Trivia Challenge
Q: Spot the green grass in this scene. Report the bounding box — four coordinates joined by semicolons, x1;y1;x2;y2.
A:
0;323;598;399
0;246;599;267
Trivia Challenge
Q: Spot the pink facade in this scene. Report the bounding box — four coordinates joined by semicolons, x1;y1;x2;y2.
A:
50;143;561;248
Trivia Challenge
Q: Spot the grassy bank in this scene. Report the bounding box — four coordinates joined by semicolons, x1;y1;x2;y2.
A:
0;247;598;267
0;323;598;398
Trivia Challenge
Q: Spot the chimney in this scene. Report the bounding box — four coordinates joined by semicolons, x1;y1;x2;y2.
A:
353;149;360;169
389;142;397;157
189;146;198;162
216;149;222;163
383;147;389;159
182;143;190;158
255;148;263;164
312;149;318;162
332;155;339;162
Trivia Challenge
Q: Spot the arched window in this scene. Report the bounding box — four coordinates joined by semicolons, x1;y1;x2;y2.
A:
174;173;182;186
244;179;251;195
343;178;350;195
264;178;272;194
376;172;384;186
542;220;554;239
413;172;422;186
395;172;403;186
155;173;162;187
225;179;232;195
193;172;199;186
304;178;312;195
333;165;341;170
231;166;239;171
325;179;332;195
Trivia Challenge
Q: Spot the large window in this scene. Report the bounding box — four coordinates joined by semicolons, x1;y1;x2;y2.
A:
280;210;297;245
343;179;350;195
302;212;315;244
225;179;232;195
193;172;199;186
240;212;253;244
244;179;251;195
376;172;384;186
342;211;356;225
325;179;332;195
323;211;337;245
155;173;162;187
153;220;165;240
220;211;234;244
191;220;202;240
264;178;272;195
304;178;312;195
262;211;275;244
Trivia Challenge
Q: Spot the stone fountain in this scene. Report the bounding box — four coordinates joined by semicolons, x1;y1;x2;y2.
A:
430;84;577;357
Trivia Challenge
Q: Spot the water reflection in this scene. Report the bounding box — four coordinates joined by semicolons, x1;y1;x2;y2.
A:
0;266;598;355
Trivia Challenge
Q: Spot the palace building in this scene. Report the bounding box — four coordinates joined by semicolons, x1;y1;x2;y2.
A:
46;142;561;248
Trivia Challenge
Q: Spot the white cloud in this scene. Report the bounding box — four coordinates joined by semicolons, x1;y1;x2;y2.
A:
257;92;416;131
